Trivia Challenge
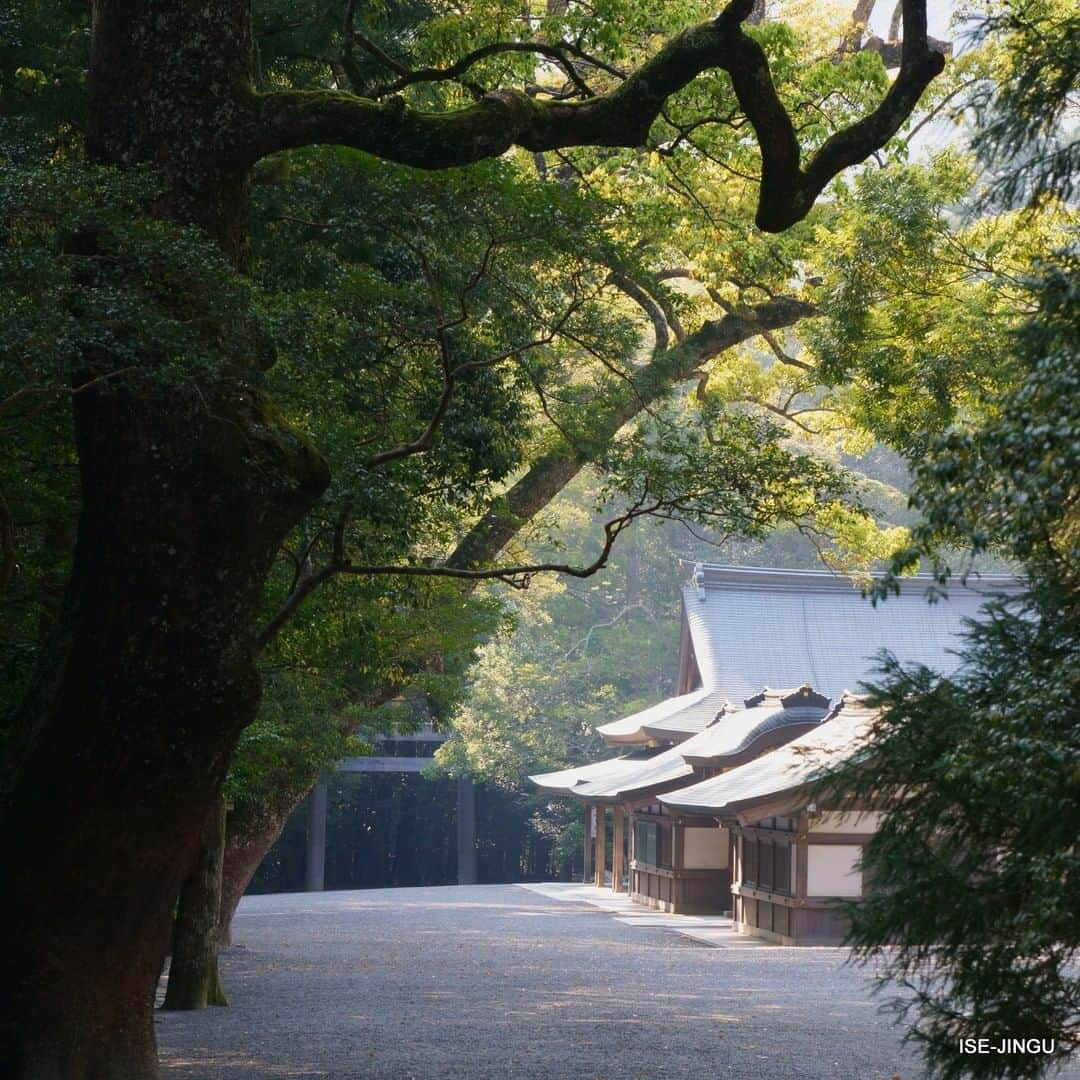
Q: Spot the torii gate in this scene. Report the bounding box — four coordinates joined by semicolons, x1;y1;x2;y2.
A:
302;728;477;890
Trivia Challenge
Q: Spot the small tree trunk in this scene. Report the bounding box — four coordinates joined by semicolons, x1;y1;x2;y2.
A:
624;533;641;605
162;796;228;1010
218;782;317;946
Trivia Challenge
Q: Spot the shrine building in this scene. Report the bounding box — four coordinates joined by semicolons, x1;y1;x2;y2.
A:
531;563;1017;943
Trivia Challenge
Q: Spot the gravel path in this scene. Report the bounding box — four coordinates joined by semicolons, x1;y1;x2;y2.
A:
153;884;1069;1080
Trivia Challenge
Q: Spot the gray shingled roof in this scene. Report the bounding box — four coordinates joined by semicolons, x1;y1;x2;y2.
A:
545;566;1018;799
683;565;1018;703
658;696;878;817
595;686;727;744
677;689;829;766
532;687;832;802
530;749;661;797
573;743;694;800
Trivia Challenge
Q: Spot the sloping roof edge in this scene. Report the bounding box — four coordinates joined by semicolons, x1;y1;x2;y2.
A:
657;694;878;817
690;563;1022;596
595;685;722;745
529;749;659;797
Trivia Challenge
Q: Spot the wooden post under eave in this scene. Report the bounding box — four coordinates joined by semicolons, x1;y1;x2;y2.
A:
594;805;607;888
583;804;594;885
304;778;327;892
612;808;625;893
456;776;477;885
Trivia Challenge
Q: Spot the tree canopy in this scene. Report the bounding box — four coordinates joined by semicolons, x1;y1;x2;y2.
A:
814;4;1079;1073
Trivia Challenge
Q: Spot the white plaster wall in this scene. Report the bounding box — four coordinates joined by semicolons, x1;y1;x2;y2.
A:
809;811;884;834
806;843;863;897
683;826;728;869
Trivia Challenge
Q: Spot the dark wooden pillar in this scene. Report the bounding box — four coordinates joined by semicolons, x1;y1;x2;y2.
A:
594;805;607;888
583;804;594;884
456;776;477;885
612;809;625;893
305;778;327;892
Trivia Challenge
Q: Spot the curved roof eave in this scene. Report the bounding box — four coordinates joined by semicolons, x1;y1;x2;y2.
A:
657;696;877;816
595;686;726;745
529;750;658;797
572;743;694;800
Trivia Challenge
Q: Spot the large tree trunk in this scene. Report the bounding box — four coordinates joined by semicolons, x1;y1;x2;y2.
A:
0;377;325;1077
0;2;328;1077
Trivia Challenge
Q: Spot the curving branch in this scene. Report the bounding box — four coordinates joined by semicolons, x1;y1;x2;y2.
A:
607;273;670;353
445;294;817;574
368;40;619;101
241;0;946;233
360;236;591;471
254;292;819;646
255;494;658;650
562;600;656;661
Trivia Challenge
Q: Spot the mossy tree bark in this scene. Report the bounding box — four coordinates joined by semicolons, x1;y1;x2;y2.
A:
162;796;229;1010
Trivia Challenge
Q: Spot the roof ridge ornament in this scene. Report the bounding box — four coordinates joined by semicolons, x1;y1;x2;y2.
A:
779;684;831;712
743;686;769;707
692;561;706;600
819;689;877;723
743;683;830;712
710;701;738;725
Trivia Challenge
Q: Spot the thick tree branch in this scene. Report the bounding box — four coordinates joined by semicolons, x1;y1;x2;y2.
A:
241;0;945;233
862;33;952;69
446;294;817;574
607;273;670;352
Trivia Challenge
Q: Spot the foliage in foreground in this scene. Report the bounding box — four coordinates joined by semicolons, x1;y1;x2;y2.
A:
816;7;1080;1071
820;251;1080;1078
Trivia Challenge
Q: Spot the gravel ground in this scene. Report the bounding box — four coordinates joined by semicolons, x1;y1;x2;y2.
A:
154;884;1072;1080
